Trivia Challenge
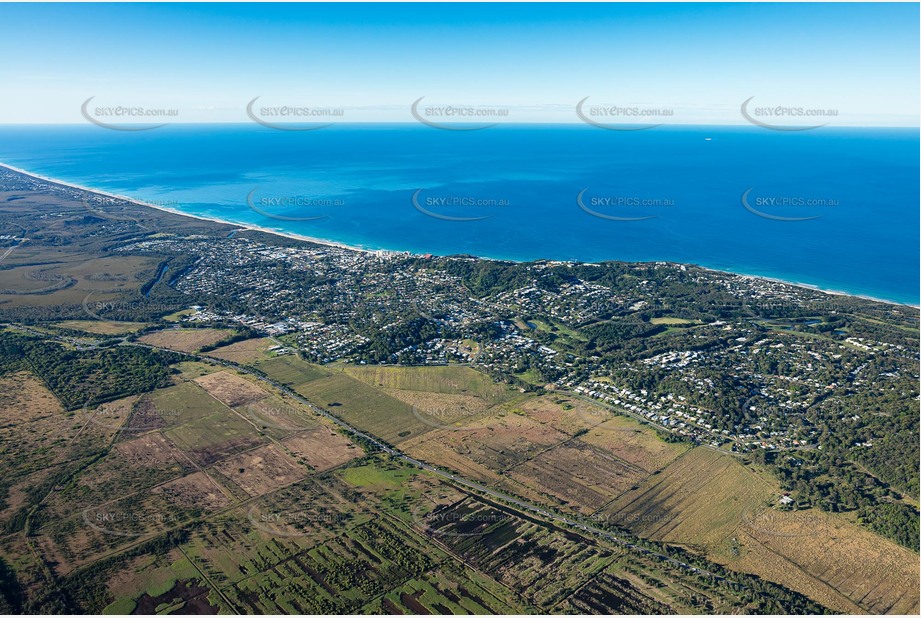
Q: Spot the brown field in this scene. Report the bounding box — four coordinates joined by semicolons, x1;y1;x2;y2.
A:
0;372;121;481
0;370;66;423
281;427;360;472
402;412;569;473
139;328;231;353
578;415;689;473
114;432;188;469
53;320;150;335
82;396;142;433
164;412;266;468
238;395;319;432
737;508;920;614
205;337;276;364
603;447;773;547
507;441;649;514
602;446;920;614
508;395;603;435
211;444;308;498
193;370;270;408
0;254;156;308
383;389;497;425
399;437;505;485
152;471;232;512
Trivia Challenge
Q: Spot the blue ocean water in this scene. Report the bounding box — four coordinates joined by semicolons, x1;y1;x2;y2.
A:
0;124;917;305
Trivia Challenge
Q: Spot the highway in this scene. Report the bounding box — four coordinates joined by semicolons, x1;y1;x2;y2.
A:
3;322;728;582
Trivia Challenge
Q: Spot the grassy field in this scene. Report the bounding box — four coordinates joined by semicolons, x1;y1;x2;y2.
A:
53;320;150;335
295;373;434;444
254;354;329;386
147;380;232;428
0;254;157;309
601;446;920;614
139;328;232;353
344;365;511;402
206;336;277;363
603;447;771;547
400;393;687;515
193;370;270;408
0;370;117;529
649;317;700;325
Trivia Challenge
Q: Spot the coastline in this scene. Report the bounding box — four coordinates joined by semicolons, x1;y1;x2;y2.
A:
0;162;373;256
1;161;916;309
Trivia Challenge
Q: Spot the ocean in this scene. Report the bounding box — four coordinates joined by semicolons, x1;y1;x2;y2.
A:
0;123;917;305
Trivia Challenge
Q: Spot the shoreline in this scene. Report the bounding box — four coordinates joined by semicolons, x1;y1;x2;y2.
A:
0;162;372;255
1;161;916;309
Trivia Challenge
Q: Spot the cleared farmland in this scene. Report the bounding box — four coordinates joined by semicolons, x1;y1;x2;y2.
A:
602;446;920;614
139;328;232;353
294;373;434;444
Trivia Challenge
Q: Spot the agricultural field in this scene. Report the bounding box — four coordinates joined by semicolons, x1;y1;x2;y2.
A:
17;357;384;608
344;365;517;431
295;372;434;444
0;253;158;310
193;370;270;408
602;446;921;614
52;320;150;335
211;444;309;498
344;365;511;402
147;381;234;429
0;370;119;528
649;317;700;325
401;391;687;515
507;441;650;514
578;415;689;472
139;328;232;353
253;354;329;387
281;427;359;472
205;336;277;363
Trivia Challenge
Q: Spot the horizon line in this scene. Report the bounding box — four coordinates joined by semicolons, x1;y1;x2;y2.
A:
2;121;919;129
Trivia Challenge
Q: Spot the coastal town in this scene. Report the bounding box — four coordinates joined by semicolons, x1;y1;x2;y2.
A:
114;233;919;456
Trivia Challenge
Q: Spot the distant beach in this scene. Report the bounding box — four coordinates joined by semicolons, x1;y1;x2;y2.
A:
0;162;373;255
1;160;914;310
0;124;916;306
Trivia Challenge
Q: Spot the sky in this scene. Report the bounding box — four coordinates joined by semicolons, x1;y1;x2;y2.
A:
0;2;918;126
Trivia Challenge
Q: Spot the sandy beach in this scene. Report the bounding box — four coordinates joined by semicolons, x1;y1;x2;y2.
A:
0;161;914;308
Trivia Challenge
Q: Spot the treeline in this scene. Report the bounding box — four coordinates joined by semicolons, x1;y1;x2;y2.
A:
198;327;259;352
0;331;180;409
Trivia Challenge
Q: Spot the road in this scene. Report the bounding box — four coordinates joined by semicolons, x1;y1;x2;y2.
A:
3;322;728;582
126;340;728;582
